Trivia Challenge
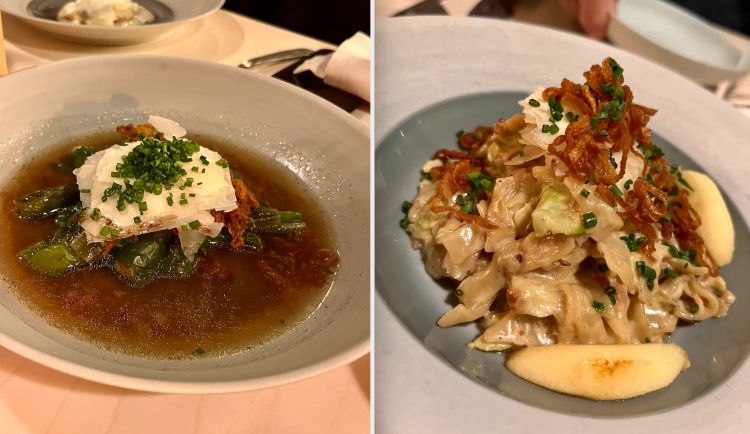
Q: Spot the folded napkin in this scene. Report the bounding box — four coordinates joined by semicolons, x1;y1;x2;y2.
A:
293;32;370;102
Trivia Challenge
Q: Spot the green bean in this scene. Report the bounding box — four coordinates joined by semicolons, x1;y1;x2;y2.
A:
18;237;81;276
54;146;95;174
12;184;80;220
113;231;170;287
161;245;196;279
55;205;85;230
200;229;232;251
65;230;104;264
249;207;306;235
243;232;264;251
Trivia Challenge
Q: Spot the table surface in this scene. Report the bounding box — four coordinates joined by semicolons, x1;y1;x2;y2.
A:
0;9;370;434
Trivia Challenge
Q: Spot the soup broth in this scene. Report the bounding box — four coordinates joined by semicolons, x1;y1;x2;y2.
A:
0;132;337;358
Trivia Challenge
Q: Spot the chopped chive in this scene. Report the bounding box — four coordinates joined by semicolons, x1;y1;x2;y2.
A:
609;184;624;197
133;216;142;224
188;220;201;229
179;198;188;206
565;112;579;122
166;195;174;206
99;226;111;237
592;301;605;312
689;304;699;314
402;201;412;213
663;267;678;279
191;166;199;172
138;202;147;212
580;188;590;198
91;208;101;220
473;131;483;141
180;224;189;231
189;193;196;197
624;179;633;190
528;99;540;107
216;159;229;168
582;212;597;229
605;286;617;305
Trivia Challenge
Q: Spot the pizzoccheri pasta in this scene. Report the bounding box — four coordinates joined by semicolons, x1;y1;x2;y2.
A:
401;57;735;353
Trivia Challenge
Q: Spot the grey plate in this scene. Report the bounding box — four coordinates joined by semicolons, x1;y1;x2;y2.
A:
375;91;750;417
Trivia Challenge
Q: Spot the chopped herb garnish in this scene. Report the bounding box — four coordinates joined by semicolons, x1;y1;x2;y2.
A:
658;211;672;223
466;172;495;192
473;131;483;141
609;184;624;197
456;191;478;214
399;216;410;230
676;171;693;191
80;188;91;193
99;226;111;237
191;166;199;172
689;304;699;314
188;220;201;229
636;260;657;289
199;155;209;165
663;242;698;265
663;267;678;279
166;195;174;206
138;202;147;213
215;159;229;168
592;300;605;312
565;112;579;122
582;211;598;229
609;58;624;81
91;208;101;220
133;216;141;224
420;171;431;181
179;198;188;206
605;286;617;305
600;130;609;137
195;347;205;355
455;130;465;138
624;179;633;190
528;99;541;107
620;233;646;252
609;156;618;169
580;188;590;198
189;193;196;197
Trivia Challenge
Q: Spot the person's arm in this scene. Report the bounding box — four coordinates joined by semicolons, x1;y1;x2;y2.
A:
559;0;617;39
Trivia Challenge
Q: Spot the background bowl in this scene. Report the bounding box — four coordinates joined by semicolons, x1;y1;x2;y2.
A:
607;0;750;86
0;55;370;393
0;0;224;45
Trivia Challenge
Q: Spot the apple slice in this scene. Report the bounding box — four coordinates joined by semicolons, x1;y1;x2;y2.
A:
681;170;734;267
506;344;690;400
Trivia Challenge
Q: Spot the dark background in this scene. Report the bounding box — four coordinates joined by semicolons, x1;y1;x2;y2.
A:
223;0;370;44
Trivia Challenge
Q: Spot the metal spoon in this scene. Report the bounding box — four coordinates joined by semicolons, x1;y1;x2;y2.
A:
238;49;316;69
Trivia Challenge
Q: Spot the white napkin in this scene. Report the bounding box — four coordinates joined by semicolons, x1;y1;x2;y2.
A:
293;32;371;102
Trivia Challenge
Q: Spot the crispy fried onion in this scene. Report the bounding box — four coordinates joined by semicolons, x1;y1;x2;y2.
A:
544;57;712;269
428;159;496;229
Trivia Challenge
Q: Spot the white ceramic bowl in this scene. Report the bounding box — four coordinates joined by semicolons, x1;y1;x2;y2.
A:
607;0;750;86
376;16;750;432
0;0;224;45
0;55;370;393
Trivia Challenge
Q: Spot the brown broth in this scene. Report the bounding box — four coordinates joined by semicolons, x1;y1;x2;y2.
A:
0;132;336;358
